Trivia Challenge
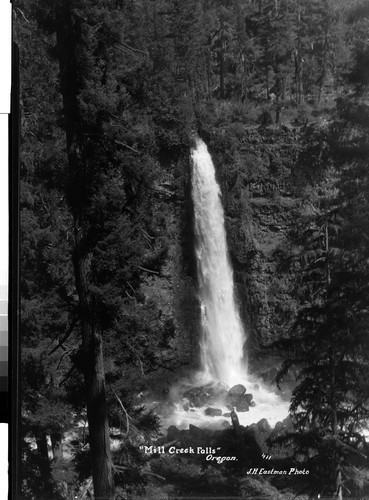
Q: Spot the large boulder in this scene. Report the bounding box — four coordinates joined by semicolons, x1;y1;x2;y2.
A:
257;418;271;434
229;384;246;396
167;425;181;441
244;393;253;403
188;424;202;438
212;383;229;401
229;393;253;411
227;384;247;407
246;423;268;453
236;399;250;412
267;415;293;442
183;387;210;407
205;407;222;417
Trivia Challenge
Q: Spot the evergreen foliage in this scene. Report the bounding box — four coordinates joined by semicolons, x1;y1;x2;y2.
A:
14;0;369;498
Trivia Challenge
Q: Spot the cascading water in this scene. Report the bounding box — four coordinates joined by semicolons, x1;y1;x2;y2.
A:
191;137;246;386
157;137;289;431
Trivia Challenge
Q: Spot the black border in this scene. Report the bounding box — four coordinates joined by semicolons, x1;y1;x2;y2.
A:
9;38;20;498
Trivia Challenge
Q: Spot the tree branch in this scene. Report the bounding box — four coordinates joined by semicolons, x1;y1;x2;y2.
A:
59;365;77;387
49;318;79;355
130;346;145;375
106;33;149;58
113;140;139;153
15;7;30;23
137;265;160;275
111;387;133;438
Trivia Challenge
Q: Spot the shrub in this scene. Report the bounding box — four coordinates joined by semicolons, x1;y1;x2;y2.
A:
258;109;273;126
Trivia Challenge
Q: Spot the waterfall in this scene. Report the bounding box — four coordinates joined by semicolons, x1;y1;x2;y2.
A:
191;137;246;386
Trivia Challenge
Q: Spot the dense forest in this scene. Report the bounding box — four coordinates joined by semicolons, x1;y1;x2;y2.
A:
14;0;369;499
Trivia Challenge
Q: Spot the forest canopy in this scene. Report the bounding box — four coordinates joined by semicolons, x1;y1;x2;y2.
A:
14;0;369;499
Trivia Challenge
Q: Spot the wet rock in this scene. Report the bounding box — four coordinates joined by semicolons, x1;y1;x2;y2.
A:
274;421;284;432
183;388;197;399
229;384;246;396
267;418;292;444
253;384;260;391
223;412;232;418
215;382;229;391
268;415;293;442
227;393;243;406
189;424;202;438
167;425;181;441
183;403;190;412
212;382;229;401
249;401;256;407
213;389;229;402
257;418;271;434
184;386;214;407
236;399;250;412
194;396;207;407
247;423;268;453
227;385;249;407
244;393;253;403
205;407;222;417
230;393;252;411
182;383;233;408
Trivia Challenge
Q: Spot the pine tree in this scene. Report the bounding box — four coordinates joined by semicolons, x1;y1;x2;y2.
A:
273;21;369;491
274;174;369;497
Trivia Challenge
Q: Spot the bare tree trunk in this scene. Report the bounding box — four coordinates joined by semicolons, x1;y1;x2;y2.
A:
295;9;304;105
36;432;53;496
275;70;285;100
219;18;225;99
206;50;212;98
55;2;115;498
318;31;328;103
50;432;63;461
219;49;225;99
294;52;304;105
281;75;286;100
51;432;72;499
73;242;114;500
240;53;246;101
336;469;343;500
330;353;342;500
325;219;331;286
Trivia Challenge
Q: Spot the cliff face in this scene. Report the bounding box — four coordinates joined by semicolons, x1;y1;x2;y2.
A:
142;125;318;368
139;154;201;369
207;126;303;353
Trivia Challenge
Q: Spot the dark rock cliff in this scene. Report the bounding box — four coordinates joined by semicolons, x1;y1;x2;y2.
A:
140;153;201;369
143;124;319;370
207;126;304;355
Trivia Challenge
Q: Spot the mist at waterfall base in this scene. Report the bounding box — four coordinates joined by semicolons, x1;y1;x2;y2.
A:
161;138;289;430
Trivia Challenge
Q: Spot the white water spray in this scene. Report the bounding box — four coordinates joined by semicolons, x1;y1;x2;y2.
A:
191;138;246;386
157;138;289;430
